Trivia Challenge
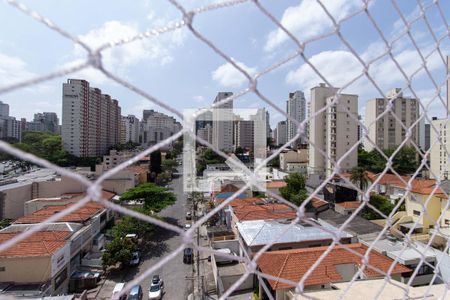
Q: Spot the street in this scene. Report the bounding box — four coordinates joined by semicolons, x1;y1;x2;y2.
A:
97;169;193;299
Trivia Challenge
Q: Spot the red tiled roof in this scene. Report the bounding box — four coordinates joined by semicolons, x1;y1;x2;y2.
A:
257;243;410;290
233;203;297;221
266;181;287;189
337;201;362;209
392;178;445;195
0;231;70;257
367;172;410;186
14;202;105;224
220;184;240;193
311;197;329;209
217;197;265;207
125;165;149;174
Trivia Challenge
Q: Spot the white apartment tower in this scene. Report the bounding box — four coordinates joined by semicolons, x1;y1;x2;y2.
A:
276;121;287;146
197;123;213;144
308;83;358;176
212;92;233;152
62;79;121;157
364;88;419;152
429;56;450;179
286;91;306;147
122;115;140;143
140;110;181;147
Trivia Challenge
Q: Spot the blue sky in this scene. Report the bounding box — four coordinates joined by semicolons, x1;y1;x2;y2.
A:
0;0;449;127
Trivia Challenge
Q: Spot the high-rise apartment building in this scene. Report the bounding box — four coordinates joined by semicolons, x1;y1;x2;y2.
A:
197;123;213;144
276;121;287;146
140;110;181;147
62;79;121;157
286;91;306;147
27;112;59;133
233;119;254;150
212;92;233;152
429;56;450;179
0;101;9;118
308;83;358;176
266;110;270;139
122;115;140;143
364;88;419;152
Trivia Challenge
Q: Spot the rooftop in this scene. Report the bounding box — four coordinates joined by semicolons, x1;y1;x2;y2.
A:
218;197;265;207
232;203;297;221
295;280;448;299
257;243;410;290
266;181;287;189
360;235;437;265
214;192;246;200
336;201;362;209
237;219;352;247
310;197;329;210
0;168;57;191
220;183;240;193
125;165;148;174
318;209;383;236
27;190;115;204
0;230;70;258
14;202;105;224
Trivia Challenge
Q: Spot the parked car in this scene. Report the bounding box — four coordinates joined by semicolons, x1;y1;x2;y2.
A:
128;284;143;300
183;247;194;264
129;251;140;266
112;283;127;300
148;281;164;300
152;275;162;285
184;223;191;230
185;212;192;220
214;248;237;264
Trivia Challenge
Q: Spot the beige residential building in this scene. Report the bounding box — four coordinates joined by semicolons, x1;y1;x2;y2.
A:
234;119;254;150
62;79;121;157
197;123;213;144
279;149;308;174
308;84;358;176
276;121;287;146
212;92;234;152
364;88;419;152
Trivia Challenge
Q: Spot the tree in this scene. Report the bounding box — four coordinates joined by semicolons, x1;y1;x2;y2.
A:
349;166;370;199
112;207;155;238
102;237;137;268
358;146;419;175
279;173;308;206
162;159;178;174
235;147;245;155
196;148;226;175
361;194;395;220
120;183;176;212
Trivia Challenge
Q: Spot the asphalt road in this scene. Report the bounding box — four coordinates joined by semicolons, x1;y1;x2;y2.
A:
98;170;193;300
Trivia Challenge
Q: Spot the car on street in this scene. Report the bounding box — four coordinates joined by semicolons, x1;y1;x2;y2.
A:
184;223;191;230
152;275;162;285
148;281;164;300
185;212;192;220
112;283;127;300
183;247;194;264
128;284;143;300
129;251;140;266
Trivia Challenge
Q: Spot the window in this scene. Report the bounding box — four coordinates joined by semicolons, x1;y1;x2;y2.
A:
413;210;421;216
0;267;5;272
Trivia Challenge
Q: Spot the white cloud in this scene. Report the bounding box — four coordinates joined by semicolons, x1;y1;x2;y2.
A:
212;60;256;88
66;20;187;85
0;52;36;87
265;0;362;51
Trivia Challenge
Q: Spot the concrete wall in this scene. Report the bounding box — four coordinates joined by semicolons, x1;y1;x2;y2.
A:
212;239;240;254
220;273;253;294
0;256;51;282
405;193;441;230
1;183;32;219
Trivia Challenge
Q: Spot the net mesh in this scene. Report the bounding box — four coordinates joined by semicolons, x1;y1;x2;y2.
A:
0;0;449;299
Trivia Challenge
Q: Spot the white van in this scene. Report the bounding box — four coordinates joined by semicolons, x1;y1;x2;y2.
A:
112;283;127;300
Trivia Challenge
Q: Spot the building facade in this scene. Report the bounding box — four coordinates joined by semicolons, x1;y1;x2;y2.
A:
62;79;121;157
122;115;140;143
212;92;234;152
276;121;287;146
234;120;254;150
0;101;9;118
308;83;358;176
286;91;306;147
27;112;59;133
364;88;419;152
140;110;181;148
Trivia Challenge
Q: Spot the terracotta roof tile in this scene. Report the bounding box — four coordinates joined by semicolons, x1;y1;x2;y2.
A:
217;197;265;207
257;243;410;290
266;181;287;189
311;197;329;209
0;231;70;257
14;202;104;224
336;201;362;209
125;165;149;174
220;184;240;193
233;203;297;221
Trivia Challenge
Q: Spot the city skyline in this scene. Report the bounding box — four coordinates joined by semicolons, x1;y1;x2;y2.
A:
0;1;449;127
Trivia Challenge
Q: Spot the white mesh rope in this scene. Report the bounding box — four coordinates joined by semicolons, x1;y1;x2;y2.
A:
0;0;450;299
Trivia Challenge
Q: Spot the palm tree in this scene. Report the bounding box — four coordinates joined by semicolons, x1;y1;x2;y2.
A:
349;166;369;200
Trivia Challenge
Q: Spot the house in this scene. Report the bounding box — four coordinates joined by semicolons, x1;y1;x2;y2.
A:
361;234;438;286
236;219;353;256
391;178;445;233
0;225;75;296
256;243;410;300
366;172;410;199
279;149;308;174
293;279;449;299
265;180;287;196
